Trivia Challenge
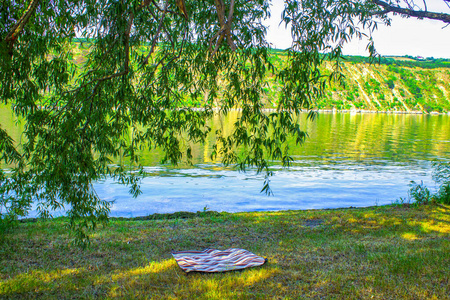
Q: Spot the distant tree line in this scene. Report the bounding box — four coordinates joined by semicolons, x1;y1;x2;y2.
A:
343;56;450;69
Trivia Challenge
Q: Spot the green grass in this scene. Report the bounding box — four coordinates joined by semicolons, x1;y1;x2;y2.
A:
1;204;449;299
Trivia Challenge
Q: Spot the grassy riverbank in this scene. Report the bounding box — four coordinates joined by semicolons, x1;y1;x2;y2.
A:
1;204;449;299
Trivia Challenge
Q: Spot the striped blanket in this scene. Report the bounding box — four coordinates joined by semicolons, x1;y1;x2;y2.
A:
171;248;267;273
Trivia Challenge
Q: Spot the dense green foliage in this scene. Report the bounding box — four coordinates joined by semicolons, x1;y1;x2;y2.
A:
0;0;385;242
404;162;450;205
2;0;445;243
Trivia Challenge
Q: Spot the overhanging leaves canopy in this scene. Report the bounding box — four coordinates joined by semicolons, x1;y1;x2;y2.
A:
1;0;447;241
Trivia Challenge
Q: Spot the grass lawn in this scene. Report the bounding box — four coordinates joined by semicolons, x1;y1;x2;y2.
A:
1;204;449;299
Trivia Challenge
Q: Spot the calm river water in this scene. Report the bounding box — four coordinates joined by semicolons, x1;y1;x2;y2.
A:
1;107;449;217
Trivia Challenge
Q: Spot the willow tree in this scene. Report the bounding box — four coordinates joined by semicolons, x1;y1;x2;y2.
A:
0;0;449;242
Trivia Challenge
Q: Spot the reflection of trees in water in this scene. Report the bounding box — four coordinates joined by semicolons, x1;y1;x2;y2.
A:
1;108;449;168
133;112;450;166
303;113;450;163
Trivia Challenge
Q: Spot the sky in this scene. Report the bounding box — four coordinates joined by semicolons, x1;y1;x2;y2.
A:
264;1;450;58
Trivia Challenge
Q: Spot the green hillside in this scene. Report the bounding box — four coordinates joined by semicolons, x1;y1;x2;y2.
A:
70;41;450;113
264;53;450;113
320;58;450;113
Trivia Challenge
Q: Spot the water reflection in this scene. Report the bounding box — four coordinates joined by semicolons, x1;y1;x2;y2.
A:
1;106;449;217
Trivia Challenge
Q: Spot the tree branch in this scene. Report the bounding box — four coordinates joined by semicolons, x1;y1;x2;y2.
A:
210;0;237;57
225;0;236;51
143;0;170;65
4;0;40;43
147;7;174;46
371;0;450;23
150;0;181;17
4;0;40;56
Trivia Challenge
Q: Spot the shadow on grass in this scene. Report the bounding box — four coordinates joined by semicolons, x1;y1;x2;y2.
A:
0;259;278;299
1;204;449;299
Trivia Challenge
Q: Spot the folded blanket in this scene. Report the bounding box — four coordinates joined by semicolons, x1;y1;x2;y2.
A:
171;248;267;273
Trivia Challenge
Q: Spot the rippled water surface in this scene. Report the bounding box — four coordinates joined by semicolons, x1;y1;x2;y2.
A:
1;108;449;217
95;161;434;217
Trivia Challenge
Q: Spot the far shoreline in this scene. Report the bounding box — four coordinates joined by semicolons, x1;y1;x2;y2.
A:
314;109;450;115
200;107;450;115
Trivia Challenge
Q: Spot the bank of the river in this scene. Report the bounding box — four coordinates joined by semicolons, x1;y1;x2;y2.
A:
1;204;449;299
315;109;450;115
